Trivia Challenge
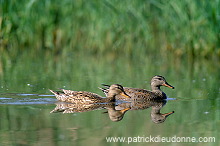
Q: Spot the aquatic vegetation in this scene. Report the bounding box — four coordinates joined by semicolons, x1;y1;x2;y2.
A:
0;0;219;59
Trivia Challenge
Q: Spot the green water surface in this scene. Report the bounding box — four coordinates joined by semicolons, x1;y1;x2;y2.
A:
0;52;219;146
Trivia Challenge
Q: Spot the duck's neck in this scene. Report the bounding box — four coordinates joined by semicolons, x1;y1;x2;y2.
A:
151;85;161;91
151;106;162;114
151;86;166;98
104;93;116;102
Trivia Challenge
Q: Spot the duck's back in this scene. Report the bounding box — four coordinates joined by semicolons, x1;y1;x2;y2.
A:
61;90;103;103
115;87;166;100
111;87;151;100
124;87;150;94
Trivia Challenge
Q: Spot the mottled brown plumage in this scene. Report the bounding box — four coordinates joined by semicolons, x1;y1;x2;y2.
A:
49;84;130;104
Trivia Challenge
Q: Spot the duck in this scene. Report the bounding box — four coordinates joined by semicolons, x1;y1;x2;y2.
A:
49;84;130;104
99;75;174;100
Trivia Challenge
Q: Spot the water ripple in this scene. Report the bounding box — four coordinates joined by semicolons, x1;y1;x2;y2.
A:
0;93;56;105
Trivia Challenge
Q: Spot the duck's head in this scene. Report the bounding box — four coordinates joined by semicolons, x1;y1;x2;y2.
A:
151;111;175;124
151;75;174;89
108;108;130;122
108;84;130;98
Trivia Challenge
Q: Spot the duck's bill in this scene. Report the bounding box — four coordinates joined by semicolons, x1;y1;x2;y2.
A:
120;108;131;113
162;83;175;89
120;92;131;98
162;111;175;117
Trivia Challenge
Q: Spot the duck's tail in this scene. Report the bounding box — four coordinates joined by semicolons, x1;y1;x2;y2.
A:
98;84;111;96
98;87;109;96
101;84;110;88
49;89;59;95
49;89;66;101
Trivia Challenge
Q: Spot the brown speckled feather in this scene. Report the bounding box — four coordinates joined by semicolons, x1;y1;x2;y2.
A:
50;90;107;104
49;84;130;104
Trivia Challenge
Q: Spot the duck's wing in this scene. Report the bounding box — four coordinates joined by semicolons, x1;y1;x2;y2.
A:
61;90;103;103
61;89;101;98
99;85;150;94
98;86;152;100
124;87;150;94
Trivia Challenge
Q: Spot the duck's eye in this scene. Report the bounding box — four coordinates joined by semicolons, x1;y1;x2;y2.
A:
156;78;162;80
118;87;123;90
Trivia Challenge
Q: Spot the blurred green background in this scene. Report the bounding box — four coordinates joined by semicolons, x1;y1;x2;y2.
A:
0;0;220;94
1;0;220;58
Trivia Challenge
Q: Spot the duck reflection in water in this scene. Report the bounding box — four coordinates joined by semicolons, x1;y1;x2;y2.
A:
50;102;109;114
50;99;174;123
50;102;130;122
103;104;130;122
112;99;174;123
150;101;174;124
